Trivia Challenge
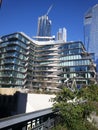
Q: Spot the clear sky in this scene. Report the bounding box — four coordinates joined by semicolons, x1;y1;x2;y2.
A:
0;0;98;42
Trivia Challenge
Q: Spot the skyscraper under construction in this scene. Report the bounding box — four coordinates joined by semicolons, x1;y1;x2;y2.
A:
37;15;51;37
36;5;53;41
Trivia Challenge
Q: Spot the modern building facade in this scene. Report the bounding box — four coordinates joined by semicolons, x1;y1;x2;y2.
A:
34;40;96;88
36;15;52;41
56;28;67;42
0;32;34;88
0;32;96;89
84;4;98;70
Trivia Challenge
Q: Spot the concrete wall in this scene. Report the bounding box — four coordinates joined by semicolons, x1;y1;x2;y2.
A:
0;88;55;118
25;93;55;113
0;92;19;118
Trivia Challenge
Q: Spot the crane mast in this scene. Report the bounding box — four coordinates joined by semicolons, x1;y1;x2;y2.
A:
46;4;53;15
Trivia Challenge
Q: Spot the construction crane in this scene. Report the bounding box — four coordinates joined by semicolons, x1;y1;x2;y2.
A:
46;4;53;15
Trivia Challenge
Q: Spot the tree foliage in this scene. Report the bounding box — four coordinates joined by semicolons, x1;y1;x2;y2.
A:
53;85;98;130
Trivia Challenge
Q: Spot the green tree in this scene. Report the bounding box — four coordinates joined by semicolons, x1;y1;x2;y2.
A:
53;85;98;130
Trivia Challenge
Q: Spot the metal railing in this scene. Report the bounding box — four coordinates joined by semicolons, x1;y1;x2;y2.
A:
0;107;56;130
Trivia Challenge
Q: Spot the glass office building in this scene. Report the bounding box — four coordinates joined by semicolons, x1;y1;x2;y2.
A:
0;32;96;88
84;4;98;70
37;15;51;41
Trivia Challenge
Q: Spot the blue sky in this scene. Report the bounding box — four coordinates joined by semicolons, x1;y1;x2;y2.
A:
0;0;98;42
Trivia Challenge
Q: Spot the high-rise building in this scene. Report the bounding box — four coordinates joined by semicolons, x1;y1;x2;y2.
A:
84;4;98;69
36;5;54;41
37;15;51;37
56;28;67;42
0;32;34;88
0;32;96;89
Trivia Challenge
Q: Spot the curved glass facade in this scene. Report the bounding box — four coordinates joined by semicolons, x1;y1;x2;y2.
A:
0;33;33;88
33;41;96;88
0;32;96;88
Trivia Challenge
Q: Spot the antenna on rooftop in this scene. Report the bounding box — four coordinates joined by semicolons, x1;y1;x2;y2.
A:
46;4;53;15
